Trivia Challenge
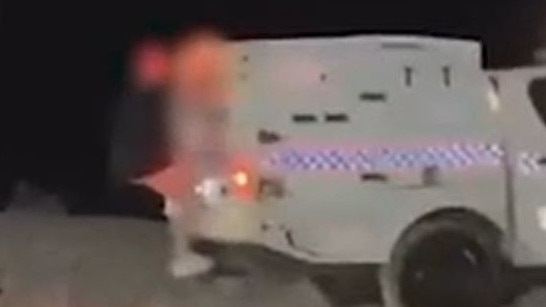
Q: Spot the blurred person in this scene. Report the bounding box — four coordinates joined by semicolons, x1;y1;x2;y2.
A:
104;37;171;219
138;28;236;278
106;28;236;278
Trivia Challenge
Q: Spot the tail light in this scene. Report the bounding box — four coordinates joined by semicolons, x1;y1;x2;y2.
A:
232;170;250;187
226;154;259;202
195;156;259;204
230;169;255;202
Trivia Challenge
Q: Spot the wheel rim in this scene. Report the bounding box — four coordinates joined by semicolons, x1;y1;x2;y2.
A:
399;231;492;307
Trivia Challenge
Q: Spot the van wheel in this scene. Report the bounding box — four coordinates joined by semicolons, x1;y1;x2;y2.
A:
380;215;505;307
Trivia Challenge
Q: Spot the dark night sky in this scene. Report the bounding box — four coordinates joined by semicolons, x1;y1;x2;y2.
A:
1;0;546;195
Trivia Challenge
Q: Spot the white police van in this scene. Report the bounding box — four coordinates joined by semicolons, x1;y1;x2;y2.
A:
193;35;546;307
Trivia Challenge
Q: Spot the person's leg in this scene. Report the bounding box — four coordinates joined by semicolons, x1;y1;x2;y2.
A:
163;197;214;278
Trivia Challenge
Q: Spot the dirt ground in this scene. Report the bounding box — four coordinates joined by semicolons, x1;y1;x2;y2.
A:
1;199;545;307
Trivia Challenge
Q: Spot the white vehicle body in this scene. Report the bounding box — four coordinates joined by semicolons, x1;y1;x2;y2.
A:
198;35;516;265
489;66;546;266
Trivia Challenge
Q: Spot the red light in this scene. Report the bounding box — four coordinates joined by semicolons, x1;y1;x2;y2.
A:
232;170;250;187
230;170;254;202
229;156;257;202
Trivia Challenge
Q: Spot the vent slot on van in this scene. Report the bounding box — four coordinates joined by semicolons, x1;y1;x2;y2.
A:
325;113;349;123
381;42;424;50
292;114;318;123
404;66;414;87
359;92;387;102
443;66;452;87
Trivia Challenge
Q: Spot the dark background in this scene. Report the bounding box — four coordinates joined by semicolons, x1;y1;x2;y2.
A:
1;1;546;207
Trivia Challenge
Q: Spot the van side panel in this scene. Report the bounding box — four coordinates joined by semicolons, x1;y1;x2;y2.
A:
233;36;506;264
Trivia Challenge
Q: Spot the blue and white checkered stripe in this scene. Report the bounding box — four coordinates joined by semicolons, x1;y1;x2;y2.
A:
519;152;544;175
266;143;503;172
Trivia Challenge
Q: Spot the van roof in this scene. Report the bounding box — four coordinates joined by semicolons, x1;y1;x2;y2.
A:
234;35;480;53
488;66;546;77
233;35;482;68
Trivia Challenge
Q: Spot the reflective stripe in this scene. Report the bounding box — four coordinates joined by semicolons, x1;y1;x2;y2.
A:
519;152;545;175
265;143;503;172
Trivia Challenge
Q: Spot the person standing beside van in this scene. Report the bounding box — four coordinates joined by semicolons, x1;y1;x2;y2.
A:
148;28;234;278
104;38;172;219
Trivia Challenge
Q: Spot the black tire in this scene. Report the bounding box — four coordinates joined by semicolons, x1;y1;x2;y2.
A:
380;213;506;307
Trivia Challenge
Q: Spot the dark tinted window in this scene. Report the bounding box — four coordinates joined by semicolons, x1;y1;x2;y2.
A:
529;78;546;127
